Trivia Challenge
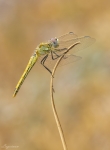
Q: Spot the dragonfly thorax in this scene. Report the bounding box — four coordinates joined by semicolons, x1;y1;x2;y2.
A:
36;43;52;56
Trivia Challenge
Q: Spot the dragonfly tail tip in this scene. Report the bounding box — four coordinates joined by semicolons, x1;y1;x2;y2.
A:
13;89;17;98
12;93;16;98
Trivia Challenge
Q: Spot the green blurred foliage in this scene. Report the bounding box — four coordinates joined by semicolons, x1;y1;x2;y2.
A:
0;0;110;150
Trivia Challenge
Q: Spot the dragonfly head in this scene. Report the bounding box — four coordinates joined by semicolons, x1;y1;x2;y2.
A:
49;38;59;48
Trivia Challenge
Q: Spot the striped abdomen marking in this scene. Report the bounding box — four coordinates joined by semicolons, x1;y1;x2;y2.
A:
13;53;38;97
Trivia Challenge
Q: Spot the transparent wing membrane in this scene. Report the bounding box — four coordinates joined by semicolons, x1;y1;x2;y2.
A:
57;36;95;54
58;32;78;41
50;54;82;68
37;54;82;70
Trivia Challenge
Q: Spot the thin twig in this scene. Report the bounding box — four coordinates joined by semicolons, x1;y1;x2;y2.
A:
50;42;80;150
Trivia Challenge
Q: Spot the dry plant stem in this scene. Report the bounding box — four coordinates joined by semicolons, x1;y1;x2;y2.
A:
50;42;80;150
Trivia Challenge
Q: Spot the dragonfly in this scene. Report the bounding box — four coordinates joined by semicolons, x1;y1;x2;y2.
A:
13;32;95;97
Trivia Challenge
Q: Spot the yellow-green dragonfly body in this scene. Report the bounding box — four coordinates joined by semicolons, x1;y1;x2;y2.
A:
13;43;57;97
13;32;95;97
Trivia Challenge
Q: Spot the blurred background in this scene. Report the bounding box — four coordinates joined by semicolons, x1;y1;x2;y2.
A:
0;0;110;150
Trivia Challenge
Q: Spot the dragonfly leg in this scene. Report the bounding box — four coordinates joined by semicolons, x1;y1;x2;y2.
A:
41;54;52;75
51;51;60;60
54;48;67;52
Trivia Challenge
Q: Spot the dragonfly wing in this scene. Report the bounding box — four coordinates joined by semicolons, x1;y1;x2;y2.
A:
59;54;82;67
37;54;81;70
56;36;95;55
58;32;78;41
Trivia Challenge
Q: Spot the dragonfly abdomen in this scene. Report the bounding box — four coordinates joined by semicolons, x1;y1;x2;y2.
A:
13;54;38;97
